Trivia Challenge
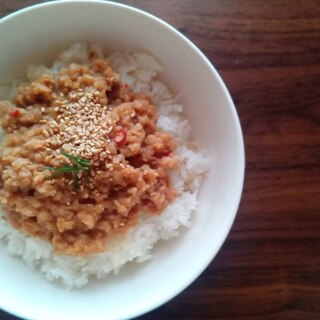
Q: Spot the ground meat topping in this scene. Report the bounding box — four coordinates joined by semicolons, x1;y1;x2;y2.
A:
0;55;180;256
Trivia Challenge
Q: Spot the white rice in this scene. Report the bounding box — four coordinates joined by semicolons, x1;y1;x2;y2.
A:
0;43;209;289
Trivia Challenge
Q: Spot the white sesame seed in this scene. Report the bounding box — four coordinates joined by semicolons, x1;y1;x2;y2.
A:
43;130;49;137
106;126;113;134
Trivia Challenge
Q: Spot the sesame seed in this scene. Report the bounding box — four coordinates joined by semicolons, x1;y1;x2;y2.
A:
43;130;49;137
106;126;113;134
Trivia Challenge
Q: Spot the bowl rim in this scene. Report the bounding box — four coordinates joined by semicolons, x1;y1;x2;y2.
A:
0;1;245;319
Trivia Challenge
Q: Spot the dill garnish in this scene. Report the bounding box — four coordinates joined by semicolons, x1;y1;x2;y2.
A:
44;152;90;191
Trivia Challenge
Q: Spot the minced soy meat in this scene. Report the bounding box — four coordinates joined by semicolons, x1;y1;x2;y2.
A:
0;55;180;256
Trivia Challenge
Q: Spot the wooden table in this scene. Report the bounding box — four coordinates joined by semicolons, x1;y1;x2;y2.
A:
0;0;319;319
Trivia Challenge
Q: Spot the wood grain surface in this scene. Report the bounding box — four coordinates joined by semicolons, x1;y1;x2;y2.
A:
0;0;319;319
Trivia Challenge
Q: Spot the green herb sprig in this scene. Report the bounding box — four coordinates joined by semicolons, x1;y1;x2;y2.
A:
45;152;90;191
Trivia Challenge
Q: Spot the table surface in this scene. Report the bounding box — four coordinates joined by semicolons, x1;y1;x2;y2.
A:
0;0;319;319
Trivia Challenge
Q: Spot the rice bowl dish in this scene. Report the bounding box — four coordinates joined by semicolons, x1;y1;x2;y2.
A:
0;2;244;320
0;42;209;289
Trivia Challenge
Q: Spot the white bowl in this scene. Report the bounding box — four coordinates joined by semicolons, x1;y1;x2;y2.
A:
0;1;245;320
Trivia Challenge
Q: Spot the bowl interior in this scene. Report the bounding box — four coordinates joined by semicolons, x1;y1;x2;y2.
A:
0;1;244;320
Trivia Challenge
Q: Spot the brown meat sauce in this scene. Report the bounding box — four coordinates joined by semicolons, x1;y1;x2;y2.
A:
0;56;180;256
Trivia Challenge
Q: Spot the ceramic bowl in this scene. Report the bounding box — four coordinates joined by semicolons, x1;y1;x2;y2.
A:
0;1;245;319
